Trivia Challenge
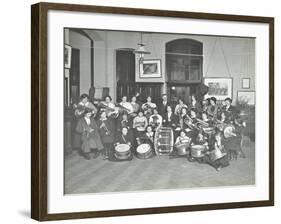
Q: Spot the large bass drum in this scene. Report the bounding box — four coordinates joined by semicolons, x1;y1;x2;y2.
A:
136;144;153;159
114;144;132;160
154;127;174;155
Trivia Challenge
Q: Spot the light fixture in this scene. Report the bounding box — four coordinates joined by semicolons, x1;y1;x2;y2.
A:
133;32;151;63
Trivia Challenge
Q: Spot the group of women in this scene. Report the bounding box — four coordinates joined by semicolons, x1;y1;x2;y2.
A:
74;92;246;171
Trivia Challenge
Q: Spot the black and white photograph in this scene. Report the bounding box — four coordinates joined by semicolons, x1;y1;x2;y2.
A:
63;28;256;195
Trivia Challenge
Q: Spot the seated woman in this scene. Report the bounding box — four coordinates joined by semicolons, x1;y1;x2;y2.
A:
137;125;155;149
185;108;199;141
76;108;104;160
117;112;132;132
203;132;229;171
142;96;157;117
119;95;134;115
133;110;148;137
179;107;190;131
163;105;178;129
115;126;133;147
149;108;163;130
130;95;140;117
188;131;208;162
174;98;188;117
99;95;119;118
74;93;98;118
175;130;191;145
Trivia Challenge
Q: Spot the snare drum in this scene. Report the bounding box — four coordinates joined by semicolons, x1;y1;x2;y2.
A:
190;145;207;158
136;144;153;159
175;143;190;156
209;148;227;161
223;124;236;138
114;144;131;160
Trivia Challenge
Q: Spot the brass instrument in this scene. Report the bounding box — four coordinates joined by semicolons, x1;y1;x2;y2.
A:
118;103;133;114
99;102;119;118
100;120;111;135
195;118;209;129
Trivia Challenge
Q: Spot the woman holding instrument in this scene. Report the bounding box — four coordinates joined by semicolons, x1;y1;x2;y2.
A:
76;108;104;160
74;94;98;118
207;97;218;119
119;95;134;115
175;98;188;117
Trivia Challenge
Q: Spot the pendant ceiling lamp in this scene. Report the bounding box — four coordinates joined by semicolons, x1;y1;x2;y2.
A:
134;32;151;63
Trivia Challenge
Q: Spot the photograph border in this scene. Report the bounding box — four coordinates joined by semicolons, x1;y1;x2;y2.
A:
31;2;274;221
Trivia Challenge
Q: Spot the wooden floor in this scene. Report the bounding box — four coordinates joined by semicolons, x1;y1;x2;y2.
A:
64;137;255;194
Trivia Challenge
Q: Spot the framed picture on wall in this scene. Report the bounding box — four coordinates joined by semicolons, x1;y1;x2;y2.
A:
139;59;162;79
237;91;255;105
242;78;250;89
64;44;72;68
203;78;233;100
31;2;274;221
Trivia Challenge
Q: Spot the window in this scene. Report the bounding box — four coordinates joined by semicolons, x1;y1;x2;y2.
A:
166;39;203;82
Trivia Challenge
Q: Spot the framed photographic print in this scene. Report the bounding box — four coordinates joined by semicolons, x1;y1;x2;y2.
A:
242;78;251;89
31;2;274;221
203;78;233;100
237;91;255;105
64;44;72;68
139;59;162;79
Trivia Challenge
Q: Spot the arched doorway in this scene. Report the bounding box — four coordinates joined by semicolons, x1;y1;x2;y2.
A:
166;38;203;105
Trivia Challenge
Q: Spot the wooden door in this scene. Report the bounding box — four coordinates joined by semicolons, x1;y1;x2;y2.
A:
64;48;80;153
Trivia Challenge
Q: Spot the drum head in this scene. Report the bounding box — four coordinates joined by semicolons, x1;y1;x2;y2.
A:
191;145;205;150
137;144;151;153
115;144;130;152
137;127;145;131
224;125;235;138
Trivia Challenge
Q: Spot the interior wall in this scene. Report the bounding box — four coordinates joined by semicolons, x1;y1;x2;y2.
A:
92;30;255;104
69;30;92;95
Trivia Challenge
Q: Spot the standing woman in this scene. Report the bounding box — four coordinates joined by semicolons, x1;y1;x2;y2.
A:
76;108;104;160
190;94;201;112
207;97;218;119
97;111;115;160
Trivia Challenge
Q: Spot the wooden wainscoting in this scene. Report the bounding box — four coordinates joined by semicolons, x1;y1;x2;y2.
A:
117;82;163;104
